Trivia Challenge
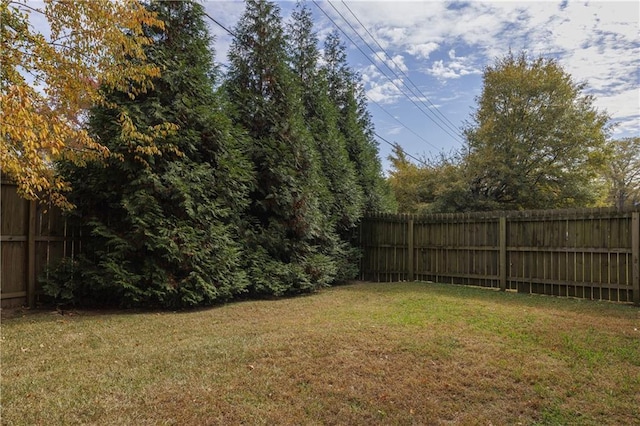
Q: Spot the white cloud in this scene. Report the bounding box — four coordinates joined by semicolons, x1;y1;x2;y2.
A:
377;27;408;47
374;52;409;73
387;124;404;136
406;42;439;60
203;1;639;138
329;1;638;133
390;54;409;73
203;1;249;63
428;60;459;80
611;117;640;138
522;1;639;134
427;51;482;80
366;77;405;104
596;88;640;134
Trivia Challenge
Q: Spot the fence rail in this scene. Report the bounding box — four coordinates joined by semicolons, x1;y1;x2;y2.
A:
358;209;640;305
1;182;81;308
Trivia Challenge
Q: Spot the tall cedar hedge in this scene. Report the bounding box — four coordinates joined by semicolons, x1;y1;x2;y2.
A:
48;1;252;307
45;0;395;307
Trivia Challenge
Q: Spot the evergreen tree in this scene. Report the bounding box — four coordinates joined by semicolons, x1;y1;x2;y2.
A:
50;0;252;307
286;3;363;280
226;0;337;294
323;31;396;213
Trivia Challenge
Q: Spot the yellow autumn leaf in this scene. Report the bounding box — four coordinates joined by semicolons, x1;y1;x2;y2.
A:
1;0;166;209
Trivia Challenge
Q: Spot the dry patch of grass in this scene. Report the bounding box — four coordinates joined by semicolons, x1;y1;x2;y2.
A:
2;282;639;425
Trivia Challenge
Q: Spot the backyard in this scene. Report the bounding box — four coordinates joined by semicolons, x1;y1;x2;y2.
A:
1;282;639;425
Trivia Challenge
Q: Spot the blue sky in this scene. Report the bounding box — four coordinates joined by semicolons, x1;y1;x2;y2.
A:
204;0;640;172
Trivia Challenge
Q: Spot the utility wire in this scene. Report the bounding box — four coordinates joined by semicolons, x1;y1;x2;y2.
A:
203;9;427;168
339;1;464;140
335;0;462;140
367;97;440;151
204;12;235;38
316;0;464;145
374;132;429;167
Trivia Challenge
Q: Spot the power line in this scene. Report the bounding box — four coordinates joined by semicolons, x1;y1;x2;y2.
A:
203;12;236;38
337;1;462;139
203;8;428;168
339;1;464;140
374;132;429;167
316;0;464;145
367;97;440;152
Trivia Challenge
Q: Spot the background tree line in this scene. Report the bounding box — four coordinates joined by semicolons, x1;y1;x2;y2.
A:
388;52;639;214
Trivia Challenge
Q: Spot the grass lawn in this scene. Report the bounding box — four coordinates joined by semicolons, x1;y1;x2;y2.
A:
1;282;639;425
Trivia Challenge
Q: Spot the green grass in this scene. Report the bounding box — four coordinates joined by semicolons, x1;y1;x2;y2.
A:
2;282;639;425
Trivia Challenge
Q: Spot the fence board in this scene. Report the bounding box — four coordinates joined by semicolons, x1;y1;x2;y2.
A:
358;208;640;305
1;182;80;308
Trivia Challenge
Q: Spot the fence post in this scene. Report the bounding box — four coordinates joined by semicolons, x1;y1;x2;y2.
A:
632;212;639;306
499;216;507;291
407;217;414;282
27;200;37;308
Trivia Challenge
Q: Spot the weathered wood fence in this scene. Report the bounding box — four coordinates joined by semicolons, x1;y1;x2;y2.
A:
358;209;640;305
3;178;639;307
1;182;81;308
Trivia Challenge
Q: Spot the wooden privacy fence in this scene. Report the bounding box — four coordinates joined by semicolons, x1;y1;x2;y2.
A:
1;182;81;308
358;209;640;305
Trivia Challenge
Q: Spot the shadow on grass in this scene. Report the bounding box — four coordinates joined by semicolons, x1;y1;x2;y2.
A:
3;279;636;323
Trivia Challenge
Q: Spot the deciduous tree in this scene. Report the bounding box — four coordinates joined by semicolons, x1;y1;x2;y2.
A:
387;144;434;213
1;0;165;208
463;51;610;210
603;137;640;210
387;144;470;214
